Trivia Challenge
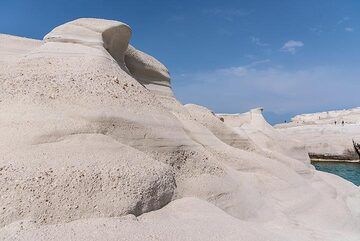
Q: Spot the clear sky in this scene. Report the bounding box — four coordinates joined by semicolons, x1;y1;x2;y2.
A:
1;0;359;124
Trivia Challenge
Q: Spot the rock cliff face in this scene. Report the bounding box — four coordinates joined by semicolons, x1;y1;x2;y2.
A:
276;108;360;161
290;107;360;124
0;18;359;241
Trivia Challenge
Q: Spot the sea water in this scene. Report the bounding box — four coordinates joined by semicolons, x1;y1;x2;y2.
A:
312;161;360;186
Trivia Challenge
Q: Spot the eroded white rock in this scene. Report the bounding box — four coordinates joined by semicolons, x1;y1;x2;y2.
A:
0;18;359;241
276;108;360;160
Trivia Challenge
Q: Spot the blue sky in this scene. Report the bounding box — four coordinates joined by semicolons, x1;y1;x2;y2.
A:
1;0;359;124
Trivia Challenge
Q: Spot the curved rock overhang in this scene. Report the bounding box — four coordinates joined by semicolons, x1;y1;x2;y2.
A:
44;18;173;96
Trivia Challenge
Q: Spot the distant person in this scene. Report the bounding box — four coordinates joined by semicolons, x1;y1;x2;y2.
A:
334;121;337;125
342;120;344;126
284;120;287;123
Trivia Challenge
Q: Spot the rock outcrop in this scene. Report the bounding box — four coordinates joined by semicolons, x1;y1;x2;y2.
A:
218;108;313;173
290;107;360;124
0;18;180;227
0;18;359;241
0;34;41;64
276;108;360;161
125;45;172;96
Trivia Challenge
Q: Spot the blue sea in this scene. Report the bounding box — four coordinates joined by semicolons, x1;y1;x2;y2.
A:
312;161;360;186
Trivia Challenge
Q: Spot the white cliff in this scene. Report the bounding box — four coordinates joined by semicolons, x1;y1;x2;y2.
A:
290;107;360;124
276;108;360;161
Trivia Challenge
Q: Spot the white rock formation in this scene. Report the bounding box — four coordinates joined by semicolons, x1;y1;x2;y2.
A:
0;18;359;241
218;108;313;173
276;108;360;160
290;107;360;124
0;34;41;64
125;45;172;96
